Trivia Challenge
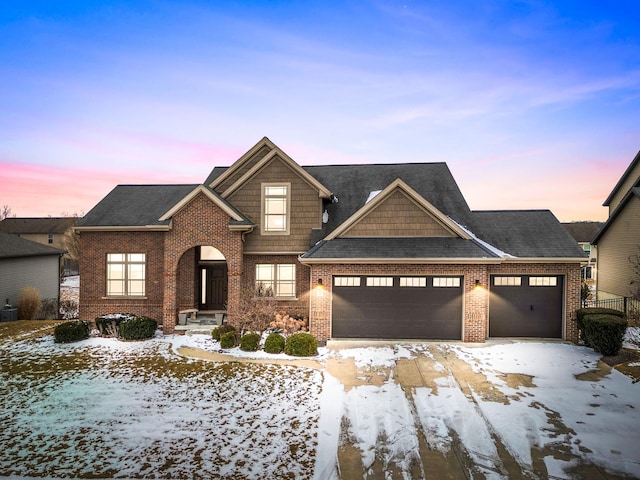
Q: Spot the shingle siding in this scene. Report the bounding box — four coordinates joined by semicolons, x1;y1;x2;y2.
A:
0;256;60;308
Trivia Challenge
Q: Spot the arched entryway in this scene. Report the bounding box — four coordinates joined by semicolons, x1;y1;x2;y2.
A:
198;246;228;311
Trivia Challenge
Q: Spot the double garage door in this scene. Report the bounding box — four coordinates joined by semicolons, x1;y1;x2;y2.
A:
331;274;564;340
332;275;463;340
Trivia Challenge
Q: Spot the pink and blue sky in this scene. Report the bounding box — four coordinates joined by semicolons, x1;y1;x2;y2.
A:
1;1;639;221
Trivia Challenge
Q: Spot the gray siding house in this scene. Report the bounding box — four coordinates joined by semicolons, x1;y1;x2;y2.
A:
0;232;64;309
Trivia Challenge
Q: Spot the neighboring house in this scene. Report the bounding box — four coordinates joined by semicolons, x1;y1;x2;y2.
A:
592;150;640;300
0;217;79;275
75;137;585;343
0;232;64;308
561;222;603;290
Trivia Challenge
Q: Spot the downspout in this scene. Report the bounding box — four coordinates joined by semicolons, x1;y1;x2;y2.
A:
241;226;254;242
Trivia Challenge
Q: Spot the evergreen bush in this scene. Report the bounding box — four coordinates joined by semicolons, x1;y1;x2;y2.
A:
264;332;286;354
576;308;626;347
212;323;236;341
220;330;239;349
54;321;89;343
284;332;318;357
119;316;157;340
582;313;627;356
240;332;261;352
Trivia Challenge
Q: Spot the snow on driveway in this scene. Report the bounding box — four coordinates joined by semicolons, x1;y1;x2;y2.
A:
1;326;639;479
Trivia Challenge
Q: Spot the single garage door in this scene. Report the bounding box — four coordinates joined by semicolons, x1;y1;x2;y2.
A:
332;275;463;339
489;275;563;338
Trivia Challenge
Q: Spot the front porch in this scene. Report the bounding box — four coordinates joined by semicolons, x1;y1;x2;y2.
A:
174;310;227;334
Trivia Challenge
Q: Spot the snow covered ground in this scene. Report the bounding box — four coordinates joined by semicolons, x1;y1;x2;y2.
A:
1;324;639;479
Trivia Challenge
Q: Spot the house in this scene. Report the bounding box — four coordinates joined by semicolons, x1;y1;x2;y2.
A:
75;137;586;343
0;232;64;309
561;221;603;290
592;150;640;300
0;217;79;275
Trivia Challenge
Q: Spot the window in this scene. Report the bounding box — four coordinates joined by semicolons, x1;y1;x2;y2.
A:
366;277;393;287
106;253;146;296
582;244;591;255
334;277;361;287
262;183;290;234
494;276;522;286
581;266;593;280
399;277;426;287
255;264;296;297
529;276;558;287
433;277;461;288
47;234;54;244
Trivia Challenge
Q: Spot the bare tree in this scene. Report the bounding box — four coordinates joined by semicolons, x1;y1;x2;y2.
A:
0;205;12;221
62;225;80;262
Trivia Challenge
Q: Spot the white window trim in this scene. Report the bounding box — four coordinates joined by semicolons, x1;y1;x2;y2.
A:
494;276;522;287
255;263;296;298
334;276;361;287
399;277;427;287
529;276;558;287
106;253;146;297
433;277;461;288
261;182;291;235
366;277;394;287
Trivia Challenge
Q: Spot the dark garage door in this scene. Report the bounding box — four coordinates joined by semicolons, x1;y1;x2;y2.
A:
332;275;463;340
489;275;563;338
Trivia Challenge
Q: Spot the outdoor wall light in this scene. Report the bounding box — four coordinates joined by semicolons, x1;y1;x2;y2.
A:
315;278;324;296
474;279;481;289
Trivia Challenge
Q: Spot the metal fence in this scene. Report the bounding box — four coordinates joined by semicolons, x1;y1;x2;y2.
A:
584;296;640;325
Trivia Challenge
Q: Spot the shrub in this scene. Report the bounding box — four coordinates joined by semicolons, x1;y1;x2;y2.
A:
95;313;134;337
37;298;59;320
212;323;236;341
59;299;79;320
264;332;286;354
18;286;40;320
119;316;157;340
284;332;318;357
576;308;626;346
54;321;89;343
220;330;239;349
582;313;627;356
240;332;261;352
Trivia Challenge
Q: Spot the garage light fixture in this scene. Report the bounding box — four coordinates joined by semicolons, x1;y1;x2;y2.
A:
474;279;481;289
315;278;324;296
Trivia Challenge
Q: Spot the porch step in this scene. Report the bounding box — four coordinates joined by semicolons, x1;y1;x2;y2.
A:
185;328;215;336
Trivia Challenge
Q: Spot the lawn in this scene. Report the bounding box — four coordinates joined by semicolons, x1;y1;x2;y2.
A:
0;321;328;479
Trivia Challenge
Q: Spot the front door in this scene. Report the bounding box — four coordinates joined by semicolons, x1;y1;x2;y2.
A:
199;265;228;310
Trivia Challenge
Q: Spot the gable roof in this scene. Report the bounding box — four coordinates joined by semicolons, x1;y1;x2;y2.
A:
324;178;471;240
561;222;604;243
0;217;77;235
303;162;473;235
592;187;640;244
76;184;253;230
208;137;332;199
76;185;199;229
300;237;500;263
471;210;587;258
158;185;252;226
603;150;640;207
0;232;64;259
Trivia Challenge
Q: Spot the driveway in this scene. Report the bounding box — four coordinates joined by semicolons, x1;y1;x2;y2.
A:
182;339;640;480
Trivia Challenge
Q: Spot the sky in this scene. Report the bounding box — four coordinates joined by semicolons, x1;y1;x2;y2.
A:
1;1;639;222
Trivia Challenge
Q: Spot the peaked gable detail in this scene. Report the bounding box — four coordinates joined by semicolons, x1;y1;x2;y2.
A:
220;146;332;200
325;179;472;241
210;137;277;192
159;185;251;228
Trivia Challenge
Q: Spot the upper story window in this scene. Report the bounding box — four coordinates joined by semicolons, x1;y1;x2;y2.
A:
262;183;290;234
106;253;146;297
582;243;591;256
47;234;54;244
